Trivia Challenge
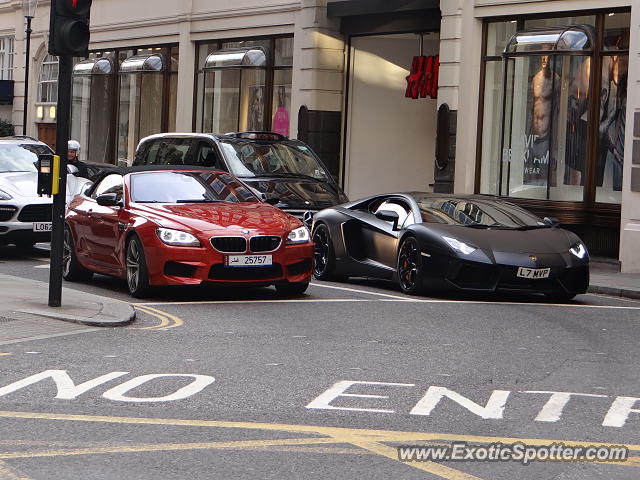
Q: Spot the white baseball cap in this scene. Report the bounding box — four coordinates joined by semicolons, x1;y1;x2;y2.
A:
68;140;81;151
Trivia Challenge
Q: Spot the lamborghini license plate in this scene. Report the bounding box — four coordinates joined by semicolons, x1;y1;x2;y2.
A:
517;267;550;279
225;254;272;267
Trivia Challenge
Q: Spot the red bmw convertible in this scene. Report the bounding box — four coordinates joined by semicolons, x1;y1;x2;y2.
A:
63;167;314;297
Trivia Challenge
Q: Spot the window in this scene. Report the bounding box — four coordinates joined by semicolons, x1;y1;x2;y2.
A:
478;11;629;208
0;36;14;80
196;36;293;134
194;142;223;169
38;55;59;103
92;174;124;199
372;199;412;228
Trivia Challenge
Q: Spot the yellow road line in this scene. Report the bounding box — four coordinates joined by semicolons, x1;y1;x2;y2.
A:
0;410;637;451
0;437;338;460
350;440;483;480
130;305;183;330
0;354;12;357
1;410;639;480
0;460;30;480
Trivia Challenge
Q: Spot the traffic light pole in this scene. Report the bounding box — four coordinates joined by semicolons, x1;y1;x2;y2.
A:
48;55;72;307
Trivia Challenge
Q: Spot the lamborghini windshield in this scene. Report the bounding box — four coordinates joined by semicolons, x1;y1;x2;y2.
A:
218;139;331;182
413;196;544;228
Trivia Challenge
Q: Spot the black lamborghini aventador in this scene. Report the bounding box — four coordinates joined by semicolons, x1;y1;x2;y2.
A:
311;193;589;300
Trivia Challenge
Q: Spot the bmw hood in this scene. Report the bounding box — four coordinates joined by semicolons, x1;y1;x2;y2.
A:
424;224;579;255
239;177;346;210
134;202;299;234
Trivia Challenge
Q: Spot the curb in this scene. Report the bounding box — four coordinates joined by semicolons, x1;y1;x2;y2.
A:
588;285;640;301
18;301;136;327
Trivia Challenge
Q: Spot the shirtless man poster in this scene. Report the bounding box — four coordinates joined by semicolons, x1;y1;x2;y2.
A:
524;53;557;186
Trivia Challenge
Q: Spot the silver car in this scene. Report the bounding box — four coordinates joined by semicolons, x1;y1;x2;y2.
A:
0;137;91;247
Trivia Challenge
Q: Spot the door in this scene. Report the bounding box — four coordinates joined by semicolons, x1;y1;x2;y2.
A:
37;123;56;151
86;174;125;268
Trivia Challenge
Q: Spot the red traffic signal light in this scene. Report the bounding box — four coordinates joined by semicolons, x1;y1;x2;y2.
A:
49;0;92;57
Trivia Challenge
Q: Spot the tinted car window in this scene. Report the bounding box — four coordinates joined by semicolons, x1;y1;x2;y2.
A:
139;138;192;166
130;171;259;204
218;139;331;181
92;174;124;199
194;142;223;169
372;199;412;227
0;145;39;172
413;196;543;228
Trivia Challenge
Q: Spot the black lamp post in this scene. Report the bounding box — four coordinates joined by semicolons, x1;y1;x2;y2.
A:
22;0;39;136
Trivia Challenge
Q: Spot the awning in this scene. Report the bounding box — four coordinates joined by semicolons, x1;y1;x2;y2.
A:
73;58;113;75
504;25;594;55
203;47;267;70
327;0;438;17
119;54;165;73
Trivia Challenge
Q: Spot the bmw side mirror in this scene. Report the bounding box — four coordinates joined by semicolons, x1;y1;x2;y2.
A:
375;210;400;230
96;193;122;208
543;217;560;227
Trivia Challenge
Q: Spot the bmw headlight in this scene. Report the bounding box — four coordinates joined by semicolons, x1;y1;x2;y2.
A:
442;236;477;255
0;189;12;200
287;226;310;244
569;242;588;259
156;228;200;247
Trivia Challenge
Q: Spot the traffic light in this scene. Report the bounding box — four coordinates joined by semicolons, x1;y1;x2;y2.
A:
48;0;92;57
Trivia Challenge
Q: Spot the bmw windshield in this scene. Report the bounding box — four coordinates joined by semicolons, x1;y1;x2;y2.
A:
130;171;259;204
413;196;545;229
218;139;332;182
0;145;39;173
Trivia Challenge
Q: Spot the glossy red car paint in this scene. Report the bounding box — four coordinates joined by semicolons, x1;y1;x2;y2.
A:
65;170;313;287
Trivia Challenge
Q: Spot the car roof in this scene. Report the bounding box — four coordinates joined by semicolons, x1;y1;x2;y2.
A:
0;136;50;147
136;131;296;150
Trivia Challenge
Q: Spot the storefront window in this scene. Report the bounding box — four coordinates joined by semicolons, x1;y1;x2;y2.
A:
196;36;293;135
71;57;114;163
479;12;629;208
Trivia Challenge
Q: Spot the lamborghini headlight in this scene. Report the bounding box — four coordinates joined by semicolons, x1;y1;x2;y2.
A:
442;236;477;255
287;226;310;244
569;242;588;259
156;228;200;247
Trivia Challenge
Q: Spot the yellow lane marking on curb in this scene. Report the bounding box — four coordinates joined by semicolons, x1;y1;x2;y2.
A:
1;411;639;479
130;305;183;330
0;354;12;357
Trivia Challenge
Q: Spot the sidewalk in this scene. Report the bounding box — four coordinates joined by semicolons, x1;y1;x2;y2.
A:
589;260;640;300
0;273;136;328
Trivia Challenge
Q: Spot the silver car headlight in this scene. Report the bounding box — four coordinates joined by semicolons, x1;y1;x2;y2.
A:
569;242;588;259
287;226;310;244
156;228;200;247
442;236;477;255
0;189;12;200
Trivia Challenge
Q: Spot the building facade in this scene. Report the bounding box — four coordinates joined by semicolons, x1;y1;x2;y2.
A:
0;0;638;272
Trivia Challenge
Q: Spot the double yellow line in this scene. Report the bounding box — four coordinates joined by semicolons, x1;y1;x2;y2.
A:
130;305;183;330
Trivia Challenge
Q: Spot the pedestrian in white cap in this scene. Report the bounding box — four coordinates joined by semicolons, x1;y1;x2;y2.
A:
67;140;88;178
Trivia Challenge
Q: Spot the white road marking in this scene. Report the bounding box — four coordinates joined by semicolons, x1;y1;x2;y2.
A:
34;264;50;269
134;298;376;306
306;380;415;414
0;328;99;346
310;282;412;300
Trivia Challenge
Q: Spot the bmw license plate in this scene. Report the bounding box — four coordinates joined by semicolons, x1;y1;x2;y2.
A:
517;267;550;279
225;254;272;267
33;222;52;232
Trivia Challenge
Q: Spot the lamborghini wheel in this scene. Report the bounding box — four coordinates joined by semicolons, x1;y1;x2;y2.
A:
397;236;425;295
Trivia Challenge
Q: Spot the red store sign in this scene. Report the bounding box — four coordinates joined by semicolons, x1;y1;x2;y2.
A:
405;55;439;100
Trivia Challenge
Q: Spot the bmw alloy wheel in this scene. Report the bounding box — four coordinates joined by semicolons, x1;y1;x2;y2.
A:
62;228;72;277
126;240;141;293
